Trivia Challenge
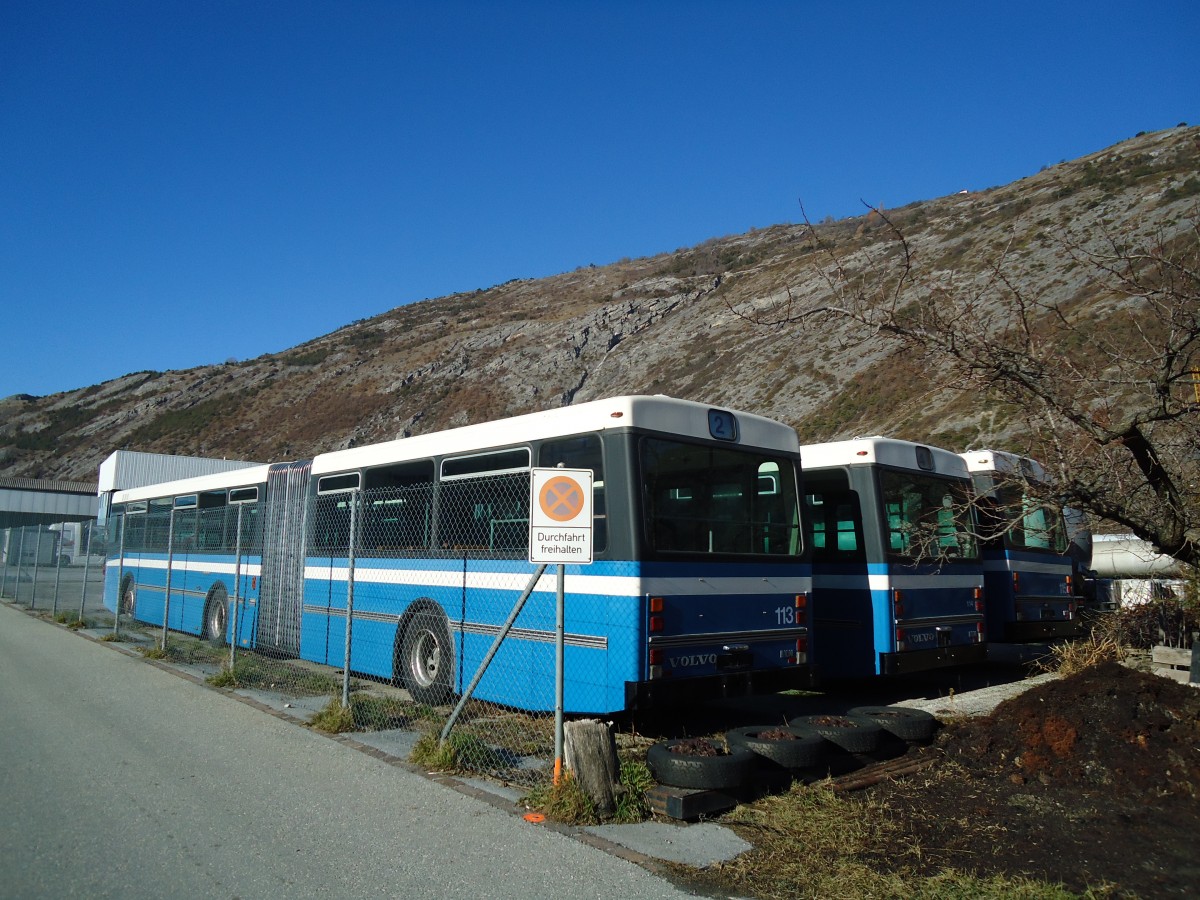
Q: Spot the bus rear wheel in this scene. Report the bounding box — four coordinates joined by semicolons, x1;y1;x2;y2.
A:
399;608;454;706
203;587;228;646
120;577;136;618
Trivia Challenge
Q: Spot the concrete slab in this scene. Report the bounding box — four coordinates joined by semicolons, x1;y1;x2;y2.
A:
891;671;1059;718
353;728;423;760
585;821;752;867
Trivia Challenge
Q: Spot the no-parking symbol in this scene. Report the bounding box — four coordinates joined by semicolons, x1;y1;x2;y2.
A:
529;468;593;564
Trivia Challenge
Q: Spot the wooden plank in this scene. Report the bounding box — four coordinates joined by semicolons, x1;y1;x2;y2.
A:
1151;646;1192;667
645;785;738;821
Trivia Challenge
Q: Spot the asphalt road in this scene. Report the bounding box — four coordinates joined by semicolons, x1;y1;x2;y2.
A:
0;602;698;899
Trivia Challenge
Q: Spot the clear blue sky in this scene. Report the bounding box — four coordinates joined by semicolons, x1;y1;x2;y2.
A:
2;1;1197;400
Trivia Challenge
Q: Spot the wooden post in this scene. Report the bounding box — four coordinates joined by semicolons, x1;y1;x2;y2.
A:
564;718;620;816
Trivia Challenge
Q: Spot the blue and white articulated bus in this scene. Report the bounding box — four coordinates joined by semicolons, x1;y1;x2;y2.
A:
960;449;1081;642
800;437;987;678
104;396;813;714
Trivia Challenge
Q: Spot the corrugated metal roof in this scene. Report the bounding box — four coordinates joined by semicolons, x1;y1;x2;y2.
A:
0;476;98;495
97;450;262;492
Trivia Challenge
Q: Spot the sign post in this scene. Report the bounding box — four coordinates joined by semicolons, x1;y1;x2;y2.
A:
530;467;594;783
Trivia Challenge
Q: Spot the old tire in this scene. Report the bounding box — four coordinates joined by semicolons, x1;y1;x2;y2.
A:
203;586;228;645
400;608;455;706
725;725;826;770
846;705;937;742
789;713;884;754
647;740;756;791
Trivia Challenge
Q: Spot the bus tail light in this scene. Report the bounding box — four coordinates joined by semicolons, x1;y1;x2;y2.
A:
893;589;904;619
649;596;664;633
648;647;665;680
795;593;807;624
895;627;906;651
795;636;808;664
1012;572;1020;594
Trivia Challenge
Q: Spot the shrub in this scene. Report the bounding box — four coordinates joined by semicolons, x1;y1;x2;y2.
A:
310;698;355;733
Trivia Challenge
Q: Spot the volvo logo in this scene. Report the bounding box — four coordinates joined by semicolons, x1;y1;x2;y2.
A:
669;653;718;667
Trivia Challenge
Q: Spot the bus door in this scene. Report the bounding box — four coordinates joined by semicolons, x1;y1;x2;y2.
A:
806;474;875;679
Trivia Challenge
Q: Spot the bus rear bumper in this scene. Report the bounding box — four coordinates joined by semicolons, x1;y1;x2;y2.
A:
1003;619;1085;642
880;642;988;676
626;665;816;711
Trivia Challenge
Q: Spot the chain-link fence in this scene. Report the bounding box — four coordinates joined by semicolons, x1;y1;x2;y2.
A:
0;522;109;626
9;473;619;789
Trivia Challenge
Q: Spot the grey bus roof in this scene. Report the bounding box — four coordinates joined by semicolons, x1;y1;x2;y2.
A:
111;395;799;502
310;395;799;477
800;436;970;479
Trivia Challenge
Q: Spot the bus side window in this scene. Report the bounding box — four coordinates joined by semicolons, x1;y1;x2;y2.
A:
807;491;864;563
363;460;435;552
539;434;606;553
834;502;860;553
886;502;905;552
439;449;530;554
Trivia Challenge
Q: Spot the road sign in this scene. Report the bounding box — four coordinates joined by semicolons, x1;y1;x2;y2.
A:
529;468;593;564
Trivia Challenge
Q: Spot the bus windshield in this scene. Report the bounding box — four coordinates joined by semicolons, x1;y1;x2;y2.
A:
641;437;801;557
993;485;1069;553
879;469;978;562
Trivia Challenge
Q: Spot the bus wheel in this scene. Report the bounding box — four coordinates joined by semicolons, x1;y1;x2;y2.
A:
203;587;228;646
846;705;937;743
120;577;137;617
400;608;454;706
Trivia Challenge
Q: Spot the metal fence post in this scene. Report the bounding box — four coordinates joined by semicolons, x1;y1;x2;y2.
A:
15;527;26;606
230;503;245;669
341;491;359;710
440;564;548;743
78;520;94;622
112;516;127;638
1;528;9;597
161;508;177;651
30;527;43;609
52;523;64;616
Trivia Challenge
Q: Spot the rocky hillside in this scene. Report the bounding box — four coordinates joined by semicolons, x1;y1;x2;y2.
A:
3;126;1198;481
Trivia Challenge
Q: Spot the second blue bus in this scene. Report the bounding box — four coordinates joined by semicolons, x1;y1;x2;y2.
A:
801;437;987;678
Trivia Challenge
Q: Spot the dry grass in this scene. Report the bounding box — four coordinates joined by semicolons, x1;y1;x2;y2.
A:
1042;634;1124;677
685;782;1082;899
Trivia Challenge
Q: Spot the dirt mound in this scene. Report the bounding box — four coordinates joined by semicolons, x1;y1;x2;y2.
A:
868;663;1200;897
950;661;1200;795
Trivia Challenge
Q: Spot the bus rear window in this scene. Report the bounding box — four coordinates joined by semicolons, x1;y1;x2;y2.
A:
641;438;801;557
879;470;978;562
